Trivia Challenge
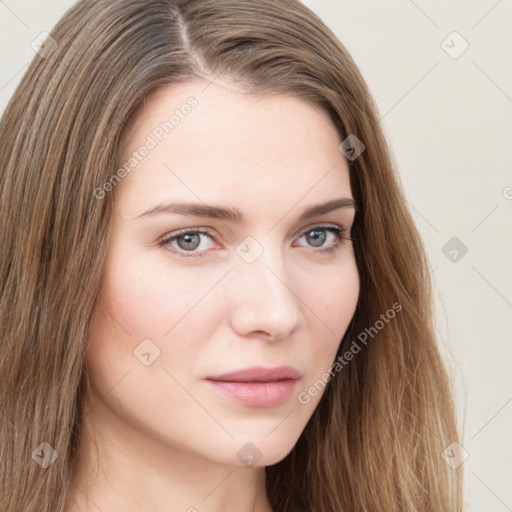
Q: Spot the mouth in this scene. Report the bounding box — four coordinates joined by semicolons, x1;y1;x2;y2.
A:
205;365;301;408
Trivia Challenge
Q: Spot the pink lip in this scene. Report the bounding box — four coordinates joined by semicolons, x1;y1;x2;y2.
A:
205;365;301;407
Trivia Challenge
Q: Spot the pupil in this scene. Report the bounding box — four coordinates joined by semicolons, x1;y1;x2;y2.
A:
178;233;200;250
307;229;325;247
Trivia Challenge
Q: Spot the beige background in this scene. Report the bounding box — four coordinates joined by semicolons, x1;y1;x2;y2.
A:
1;1;511;509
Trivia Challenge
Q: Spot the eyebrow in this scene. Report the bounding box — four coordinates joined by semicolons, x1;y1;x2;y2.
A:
135;197;357;223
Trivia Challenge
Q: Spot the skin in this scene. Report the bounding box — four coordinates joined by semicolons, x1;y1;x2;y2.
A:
66;78;360;512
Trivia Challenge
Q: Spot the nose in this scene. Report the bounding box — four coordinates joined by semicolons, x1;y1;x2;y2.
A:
227;247;304;342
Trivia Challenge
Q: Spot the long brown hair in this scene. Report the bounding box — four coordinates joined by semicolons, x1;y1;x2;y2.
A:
0;0;463;510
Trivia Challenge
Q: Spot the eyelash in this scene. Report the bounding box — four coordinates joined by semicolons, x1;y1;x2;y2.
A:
157;225;353;259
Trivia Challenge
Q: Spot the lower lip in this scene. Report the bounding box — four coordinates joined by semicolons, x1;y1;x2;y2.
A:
205;379;298;407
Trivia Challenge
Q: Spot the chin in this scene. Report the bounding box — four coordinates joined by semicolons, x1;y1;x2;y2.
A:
228;435;299;468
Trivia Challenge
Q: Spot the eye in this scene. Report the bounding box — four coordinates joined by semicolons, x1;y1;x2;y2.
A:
294;225;351;254
158;228;217;258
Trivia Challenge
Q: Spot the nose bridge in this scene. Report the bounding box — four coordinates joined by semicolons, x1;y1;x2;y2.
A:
228;239;302;339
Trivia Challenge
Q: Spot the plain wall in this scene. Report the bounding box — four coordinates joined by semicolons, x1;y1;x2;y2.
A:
1;1;511;510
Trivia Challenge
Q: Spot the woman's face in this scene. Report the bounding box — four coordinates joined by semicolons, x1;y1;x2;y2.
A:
85;79;360;468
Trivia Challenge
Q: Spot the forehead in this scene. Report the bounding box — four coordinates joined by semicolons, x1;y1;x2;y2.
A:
115;80;352;218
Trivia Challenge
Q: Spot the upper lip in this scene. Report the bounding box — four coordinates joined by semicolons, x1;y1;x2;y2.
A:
206;365;301;382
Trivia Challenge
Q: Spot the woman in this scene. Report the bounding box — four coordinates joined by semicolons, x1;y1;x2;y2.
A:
0;0;463;510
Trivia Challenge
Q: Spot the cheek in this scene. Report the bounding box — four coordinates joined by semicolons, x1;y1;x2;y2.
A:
96;251;217;336
305;257;359;330
85;251;229;382
301;260;360;369
82;257;224;437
